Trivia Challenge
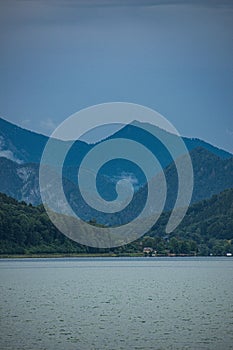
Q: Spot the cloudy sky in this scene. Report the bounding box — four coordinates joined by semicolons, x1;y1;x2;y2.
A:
0;0;232;152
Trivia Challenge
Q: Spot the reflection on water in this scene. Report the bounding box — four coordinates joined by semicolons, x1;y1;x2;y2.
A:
0;257;233;350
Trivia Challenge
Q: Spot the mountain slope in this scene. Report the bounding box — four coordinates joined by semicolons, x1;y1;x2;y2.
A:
0;157;40;204
109;121;232;162
0;117;232;222
165;147;233;209
149;188;233;256
126;147;233;218
0;117;231;168
0;117;90;165
0;189;232;255
0;145;232;228
0;192;87;255
0;117;48;163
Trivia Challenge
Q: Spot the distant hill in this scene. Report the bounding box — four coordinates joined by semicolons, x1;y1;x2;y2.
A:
110;121;232;164
164;146;233;210
0;146;232;227
0;116;232;227
119;147;233;224
0;117;48;163
0;117;90;165
0;157;118;224
0;192;87;255
0;189;232;256
0;117;231;167
0;157;40;204
148;187;233;256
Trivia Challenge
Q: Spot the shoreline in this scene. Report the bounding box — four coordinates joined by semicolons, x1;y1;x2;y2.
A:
0;253;223;259
0;252;143;259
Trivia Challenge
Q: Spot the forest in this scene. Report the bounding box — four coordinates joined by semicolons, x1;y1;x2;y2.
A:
0;188;232;256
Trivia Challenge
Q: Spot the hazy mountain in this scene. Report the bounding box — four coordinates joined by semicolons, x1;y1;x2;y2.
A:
0;145;232;229
0;117;90;166
0;157;116;224
0;116;232;223
109;121;232;164
118;147;233;224
0;157;40;204
0;117;231;167
0;117;48;163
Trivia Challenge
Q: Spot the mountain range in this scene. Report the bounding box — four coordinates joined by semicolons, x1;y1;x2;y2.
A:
0;116;232;226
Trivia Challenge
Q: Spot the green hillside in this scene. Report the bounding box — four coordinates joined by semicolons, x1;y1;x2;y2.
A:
149;187;233;256
0;189;232;256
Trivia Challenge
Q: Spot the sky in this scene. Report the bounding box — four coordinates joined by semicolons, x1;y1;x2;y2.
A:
0;0;232;153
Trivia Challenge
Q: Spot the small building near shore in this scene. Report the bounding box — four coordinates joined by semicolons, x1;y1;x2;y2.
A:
143;247;157;256
143;247;153;254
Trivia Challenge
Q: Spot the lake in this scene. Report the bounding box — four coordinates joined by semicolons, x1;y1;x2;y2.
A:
0;257;232;350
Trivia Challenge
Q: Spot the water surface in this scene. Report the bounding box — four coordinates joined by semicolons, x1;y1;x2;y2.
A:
0;257;232;350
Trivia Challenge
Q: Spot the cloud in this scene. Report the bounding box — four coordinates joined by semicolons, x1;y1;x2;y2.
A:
48;0;233;9
21;119;31;126
0;150;23;164
40;118;57;133
0;135;23;163
226;128;233;136
114;172;139;187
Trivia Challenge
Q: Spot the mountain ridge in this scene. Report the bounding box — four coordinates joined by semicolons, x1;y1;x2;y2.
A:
0;116;232;226
0;145;232;226
0;117;232;167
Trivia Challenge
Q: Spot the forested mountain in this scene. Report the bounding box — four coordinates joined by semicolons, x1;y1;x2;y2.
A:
113;147;233;224
148;187;233;256
0;117;48;163
0;193;87;255
0;117;232;212
1;146;232;226
0;117;232;254
155;147;233;210
0;117;231;166
0;189;232;256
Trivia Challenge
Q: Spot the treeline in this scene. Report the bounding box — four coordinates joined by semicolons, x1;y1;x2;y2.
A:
0;194;88;254
148;187;233;256
0;188;233;256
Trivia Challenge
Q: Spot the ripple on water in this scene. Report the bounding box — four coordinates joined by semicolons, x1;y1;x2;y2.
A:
0;258;233;350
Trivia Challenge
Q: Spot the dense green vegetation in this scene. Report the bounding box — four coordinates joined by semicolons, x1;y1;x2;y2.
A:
148;187;233;256
0;194;87;255
0;188;232;256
